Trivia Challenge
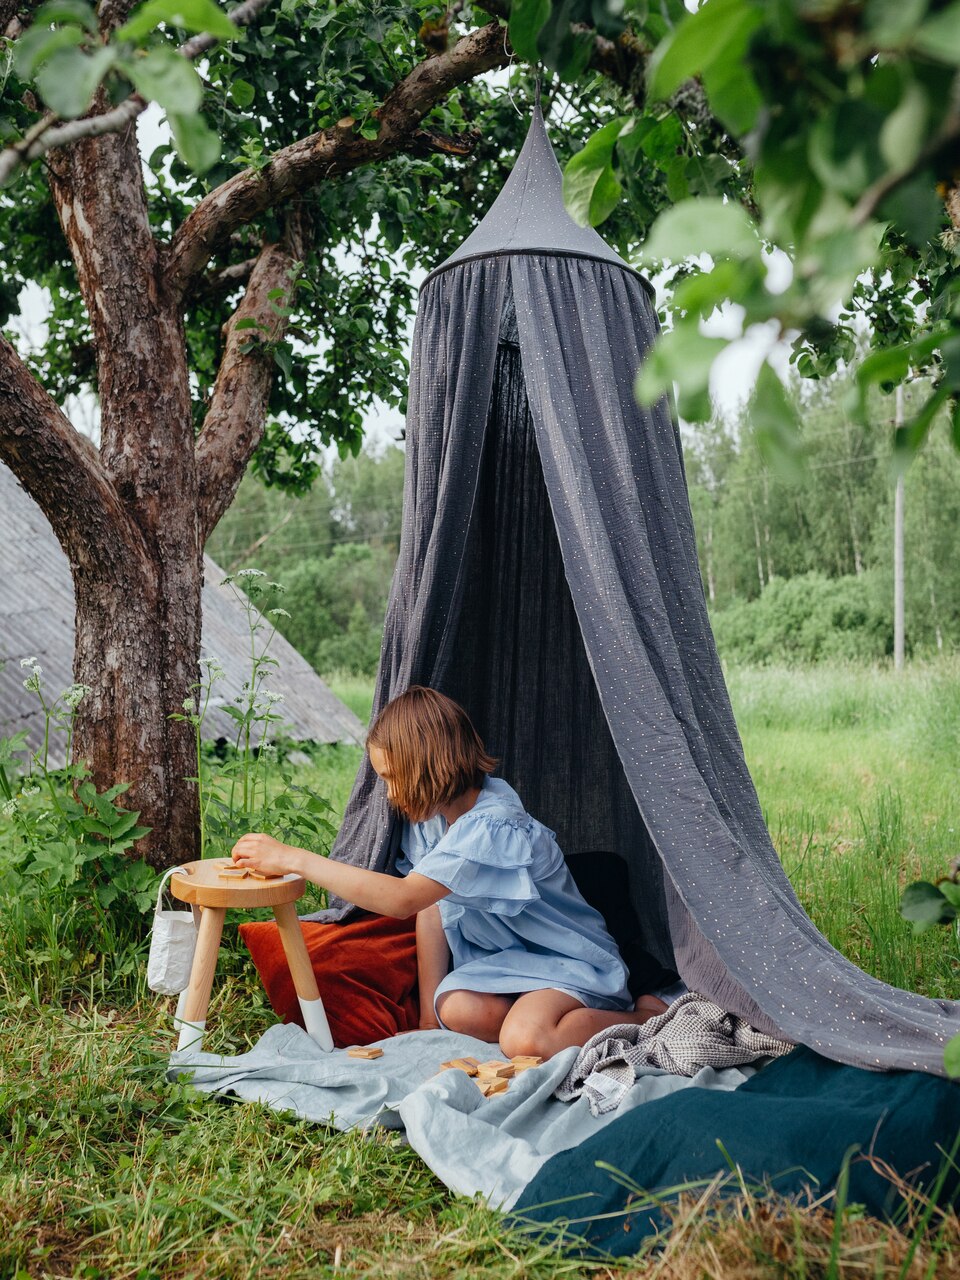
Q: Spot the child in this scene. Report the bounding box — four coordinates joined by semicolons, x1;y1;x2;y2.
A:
232;686;666;1059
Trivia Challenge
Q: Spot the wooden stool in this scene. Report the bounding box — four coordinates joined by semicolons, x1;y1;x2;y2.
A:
170;859;333;1054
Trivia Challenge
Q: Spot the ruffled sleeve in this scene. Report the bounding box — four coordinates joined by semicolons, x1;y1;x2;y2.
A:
410;812;540;917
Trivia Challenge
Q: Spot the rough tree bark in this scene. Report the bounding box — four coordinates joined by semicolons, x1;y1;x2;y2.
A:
0;16;512;867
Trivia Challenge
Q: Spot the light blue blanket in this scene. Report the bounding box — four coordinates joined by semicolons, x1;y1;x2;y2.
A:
172;1025;752;1209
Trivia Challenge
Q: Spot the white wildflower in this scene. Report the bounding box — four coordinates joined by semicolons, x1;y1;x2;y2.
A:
182;697;198;714
261;691;284;705
236;568;267;579
268;582;286;594
200;656;225;680
22;785;40;798
61;683;91;710
1;798;18;816
268;608;291;619
20;656;42;691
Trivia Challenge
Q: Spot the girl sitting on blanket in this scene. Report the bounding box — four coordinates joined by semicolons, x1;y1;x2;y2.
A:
232;686;666;1059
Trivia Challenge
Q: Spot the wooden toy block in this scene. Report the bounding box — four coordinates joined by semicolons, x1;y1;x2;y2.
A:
346;1046;384;1060
477;1077;509;1097
248;869;284;881
510;1055;543;1066
217;866;249;879
476;1060;516;1079
439;1057;481;1076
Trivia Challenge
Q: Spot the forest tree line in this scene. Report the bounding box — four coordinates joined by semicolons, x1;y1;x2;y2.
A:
209;376;960;677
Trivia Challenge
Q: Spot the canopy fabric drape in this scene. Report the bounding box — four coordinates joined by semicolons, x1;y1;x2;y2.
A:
311;111;960;1076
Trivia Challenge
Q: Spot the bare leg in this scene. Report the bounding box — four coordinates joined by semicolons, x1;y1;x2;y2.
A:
499;988;667;1061
436;989;516;1043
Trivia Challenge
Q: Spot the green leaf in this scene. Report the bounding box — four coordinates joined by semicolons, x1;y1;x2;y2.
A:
945;1033;960;1079
635;326;726;421
879;79;928;171
880;174;943;249
750;363;803;482
900;880;956;932
118;0;237;42
229;78;255;108
648;0;763;103
168;109;221;173
12;25;85;80
273;342;293;380
892;382;951;469
702;50;762;135
35;46;116;119
536;0;594;79
865;0;929;46
34;0;98;32
639;197;758;265
563;118;627;227
672;259;743;319
854;331;943;404
123;47;203;113
938;880;960;908
912;5;960;63
808;104;882;200
508;0;550;61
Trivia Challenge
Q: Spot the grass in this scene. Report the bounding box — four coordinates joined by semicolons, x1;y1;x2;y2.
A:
727;659;960;1000
2;658;959;1277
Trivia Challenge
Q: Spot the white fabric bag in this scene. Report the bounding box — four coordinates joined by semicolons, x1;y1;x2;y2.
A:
147;867;199;995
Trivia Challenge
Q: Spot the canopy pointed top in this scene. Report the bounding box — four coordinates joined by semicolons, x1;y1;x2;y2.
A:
427;105;633;282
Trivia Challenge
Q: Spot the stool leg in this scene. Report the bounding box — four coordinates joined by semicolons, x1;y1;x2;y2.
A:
176;905;225;1054
273;900;334;1052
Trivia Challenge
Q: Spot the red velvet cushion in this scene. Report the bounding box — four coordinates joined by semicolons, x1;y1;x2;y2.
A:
239;911;419;1047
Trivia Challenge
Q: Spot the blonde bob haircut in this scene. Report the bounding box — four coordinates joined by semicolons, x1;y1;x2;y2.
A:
367;686;497;823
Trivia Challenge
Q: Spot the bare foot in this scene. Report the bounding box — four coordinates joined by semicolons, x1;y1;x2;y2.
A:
634;994;668;1021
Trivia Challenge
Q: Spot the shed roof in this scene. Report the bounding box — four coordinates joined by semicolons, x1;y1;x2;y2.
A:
0;464;365;759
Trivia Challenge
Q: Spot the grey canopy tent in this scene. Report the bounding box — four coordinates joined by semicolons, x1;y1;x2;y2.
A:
317;106;960;1075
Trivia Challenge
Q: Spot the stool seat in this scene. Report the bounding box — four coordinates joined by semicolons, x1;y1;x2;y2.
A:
171;859;305;909
169;857;333;1055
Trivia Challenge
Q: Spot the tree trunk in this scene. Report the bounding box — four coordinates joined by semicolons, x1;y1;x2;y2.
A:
71;545;202;867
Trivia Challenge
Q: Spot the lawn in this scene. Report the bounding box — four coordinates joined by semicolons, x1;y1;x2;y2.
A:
1;660;958;1277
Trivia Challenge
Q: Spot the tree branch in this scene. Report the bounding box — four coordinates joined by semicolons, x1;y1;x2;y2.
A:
1;0;43;37
851;113;960;229
0;0;274;185
165;20;510;297
190;257;259;299
195;219;304;542
0;335;146;569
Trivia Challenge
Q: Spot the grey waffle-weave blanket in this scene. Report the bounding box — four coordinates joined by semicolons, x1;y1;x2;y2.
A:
556;993;794;1115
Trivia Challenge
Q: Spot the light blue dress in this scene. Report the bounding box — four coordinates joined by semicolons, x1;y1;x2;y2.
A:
398;776;633;1019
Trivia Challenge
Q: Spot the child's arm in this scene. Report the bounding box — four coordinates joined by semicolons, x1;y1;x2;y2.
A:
415;904;450;1031
231;832;449;918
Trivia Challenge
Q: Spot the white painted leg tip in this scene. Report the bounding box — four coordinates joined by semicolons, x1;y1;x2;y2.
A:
299;996;334;1052
175;1019;206;1054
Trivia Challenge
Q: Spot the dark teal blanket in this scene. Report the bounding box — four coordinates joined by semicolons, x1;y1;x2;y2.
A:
511;1048;960;1256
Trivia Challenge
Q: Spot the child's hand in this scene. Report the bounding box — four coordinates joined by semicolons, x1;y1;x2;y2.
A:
231;832;302;877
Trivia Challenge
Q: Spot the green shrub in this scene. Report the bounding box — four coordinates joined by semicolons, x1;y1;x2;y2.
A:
273;543;393;677
711;571;892;665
